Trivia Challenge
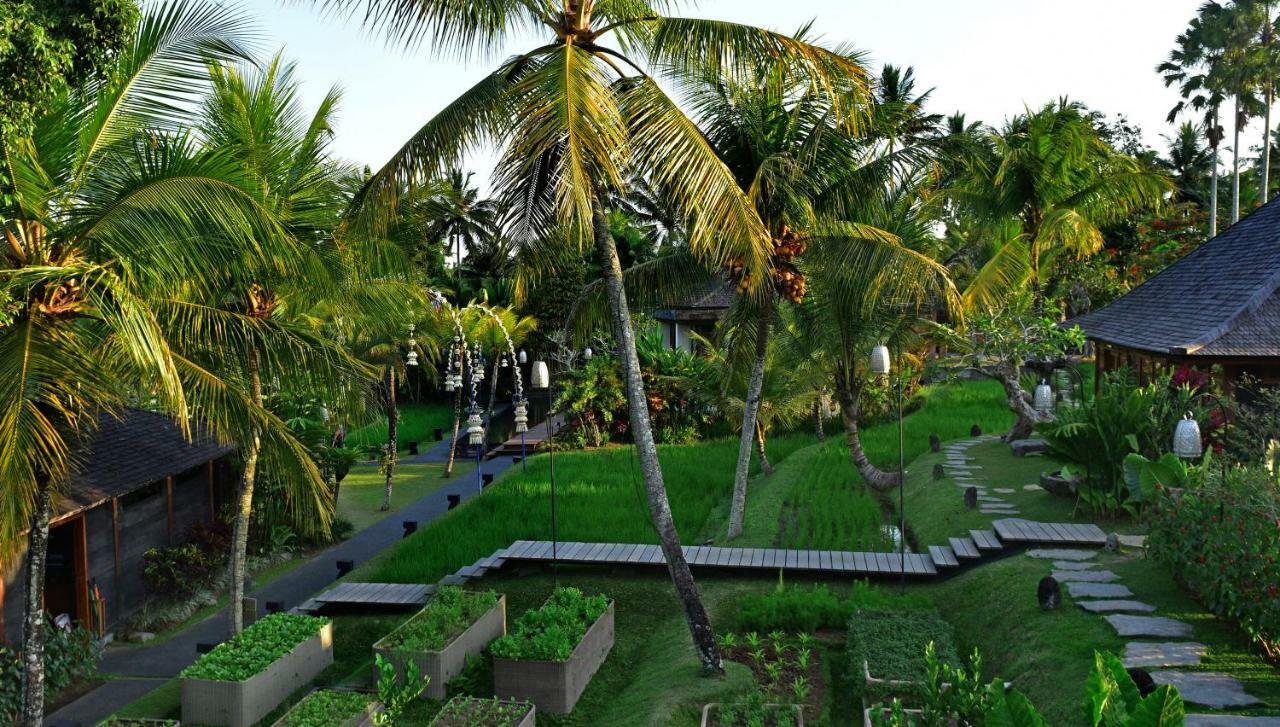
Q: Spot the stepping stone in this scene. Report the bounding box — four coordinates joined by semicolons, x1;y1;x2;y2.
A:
1118;534;1147;548
1052;569;1120;583
1150;672;1261;709
981;509;1020;515
1028;548;1097;561
1186;716;1280;726
1023;484;1040;491
1067;582;1134;599
1105;614;1194;638
978;496;1006;503
1123;641;1206;668
1053;561;1097;570
993;488;1015;494
1076;600;1157;613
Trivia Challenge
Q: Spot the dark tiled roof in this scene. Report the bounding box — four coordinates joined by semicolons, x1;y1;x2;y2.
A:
58;410;234;517
1070;198;1280;357
654;278;737;321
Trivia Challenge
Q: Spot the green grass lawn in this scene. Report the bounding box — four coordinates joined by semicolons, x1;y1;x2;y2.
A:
336;460;473;532
347;401;455;455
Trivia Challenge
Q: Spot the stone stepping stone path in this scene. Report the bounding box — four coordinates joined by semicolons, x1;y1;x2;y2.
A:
1028;548;1097;560
1067;582;1134;599
1150;672;1262;709
993;488;1015;494
1023;484;1040;491
1123;642;1206;668
1051;569;1120;583
1104;614;1194;638
1053;561;1097;570
1186;716;1280;726
1076;600;1157;614
943;439;1024;515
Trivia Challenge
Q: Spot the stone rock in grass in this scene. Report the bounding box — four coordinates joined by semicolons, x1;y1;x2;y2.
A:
1066;582;1134;599
1051;569;1120;583
930;433;941;452
1027;548;1097;561
1039;470;1079;498
1076;600;1157;614
1106;532;1121;552
970;424;983;436
964;487;978;509
1150;672;1261;709
1053;561;1097;570
1124;642;1206;668
1023;484;1040;492
933;463;945;480
1038;576;1061;610
1009;438;1049;457
1128;668;1157;697
1104;614;1194;638
993;488;1016;494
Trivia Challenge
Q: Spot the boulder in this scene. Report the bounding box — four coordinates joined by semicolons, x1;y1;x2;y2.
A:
1039;470;1080;498
1038;576;1061;610
1009;438;1049;457
929;433;941;452
970;424;983;436
964;486;978;509
933;463;945;480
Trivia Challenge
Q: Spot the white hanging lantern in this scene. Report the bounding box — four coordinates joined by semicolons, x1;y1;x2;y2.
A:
531;360;550;389
514;401;529;433
501;355;510;368
1173;411;1203;459
466;412;484;445
870;345;891;376
1034;380;1053;414
583;346;593;360
518;349;528;364
406;351;419;367
443;371;455;392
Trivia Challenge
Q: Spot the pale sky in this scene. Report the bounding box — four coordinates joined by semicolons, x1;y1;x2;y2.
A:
239;0;1231;181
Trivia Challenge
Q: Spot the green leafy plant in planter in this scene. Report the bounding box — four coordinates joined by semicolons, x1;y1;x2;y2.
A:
279;690;372;727
848;608;959;698
95;720;180;727
381;587;499;651
489;587;608;661
179;613;330;682
712;688;800;727
373;654;428;726
430;696;534;726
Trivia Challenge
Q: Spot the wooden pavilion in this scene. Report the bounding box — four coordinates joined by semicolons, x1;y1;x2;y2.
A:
1070;199;1280;387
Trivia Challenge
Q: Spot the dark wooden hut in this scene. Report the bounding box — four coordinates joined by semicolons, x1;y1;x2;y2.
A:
1071;200;1280;387
1;410;234;642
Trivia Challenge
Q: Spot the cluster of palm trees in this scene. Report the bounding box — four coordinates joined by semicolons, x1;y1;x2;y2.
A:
1160;0;1280;234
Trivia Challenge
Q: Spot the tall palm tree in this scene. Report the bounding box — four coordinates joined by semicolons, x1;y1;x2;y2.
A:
1162;121;1215;204
0;2;278;720
425;168;500;298
320;0;872;671
955;99;1169;307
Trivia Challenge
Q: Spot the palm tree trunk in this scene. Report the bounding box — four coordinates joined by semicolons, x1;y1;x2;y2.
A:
1233;97;1242;223
444;355;462;477
813;397;826;443
484;357;500;441
727;301;771;540
836;378;899;491
754;421;774;476
381;366;397;511
229;348;263;636
20;482;53;726
592;206;722;673
1210;111;1220;237
1264;86;1274;204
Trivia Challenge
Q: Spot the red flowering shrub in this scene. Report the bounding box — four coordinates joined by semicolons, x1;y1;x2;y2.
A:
1148;475;1280;658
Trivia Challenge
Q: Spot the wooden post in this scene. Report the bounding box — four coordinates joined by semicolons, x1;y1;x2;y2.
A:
207;459;216;522
74;515;89;630
166;475;175;546
111;498;121;578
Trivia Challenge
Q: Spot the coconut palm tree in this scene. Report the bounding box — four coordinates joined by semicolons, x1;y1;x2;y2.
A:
0;2;282;720
318;0;878;671
425;168;500;299
954;99;1169;307
1162;121;1215;205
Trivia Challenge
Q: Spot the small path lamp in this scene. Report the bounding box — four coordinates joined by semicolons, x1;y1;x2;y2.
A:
1174;391;1232;484
530;357;558;583
1033;380;1053;416
871;344;906;595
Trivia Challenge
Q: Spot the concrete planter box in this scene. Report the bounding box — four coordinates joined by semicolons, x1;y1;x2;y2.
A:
429;696;535;726
863;705;921;727
270;690;379;727
96;721;180;727
1039;469;1080;498
493;600;615;714
181;622;334;727
701;703;804;726
372;594;507;700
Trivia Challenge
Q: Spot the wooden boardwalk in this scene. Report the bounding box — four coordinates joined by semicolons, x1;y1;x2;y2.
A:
309;582;434;608
485;414;564;460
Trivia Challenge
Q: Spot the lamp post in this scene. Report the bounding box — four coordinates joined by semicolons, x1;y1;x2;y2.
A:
531;358;557;583
871;344;906;595
1174;391;1232;484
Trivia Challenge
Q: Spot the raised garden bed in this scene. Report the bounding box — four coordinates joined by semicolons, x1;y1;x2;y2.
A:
862;705;922;727
372;587;505;700
428;696;535;726
701;702;804;726
719;631;824;720
95;721;180;727
179;614;334;727
270;689;378;727
491;587;614;714
847;608;958;700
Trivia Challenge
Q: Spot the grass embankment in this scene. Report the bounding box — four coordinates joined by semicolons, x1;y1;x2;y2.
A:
336;460;471;531
347;401;454;455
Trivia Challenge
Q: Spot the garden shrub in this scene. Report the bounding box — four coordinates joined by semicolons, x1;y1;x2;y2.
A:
735;579;929;633
381;587;499;651
279;690;371;727
1148;472;1280;658
179;613;330;681
142;543;221;600
0;623;101;723
847;608;959;686
489;587;608;661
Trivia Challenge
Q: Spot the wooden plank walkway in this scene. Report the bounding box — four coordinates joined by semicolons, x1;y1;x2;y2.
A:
486;415;564;459
311;582;434;607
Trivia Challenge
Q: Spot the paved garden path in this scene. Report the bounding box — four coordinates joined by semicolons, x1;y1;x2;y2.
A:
1029;547;1278;723
944;437;1025;516
46;453;516;727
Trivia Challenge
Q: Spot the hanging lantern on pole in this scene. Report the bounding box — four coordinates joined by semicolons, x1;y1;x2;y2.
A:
1173;411;1203;459
514;399;529;433
1034;380;1053;414
531;360;550;389
870;345;891;376
466;410;484;445
518;349;528;364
